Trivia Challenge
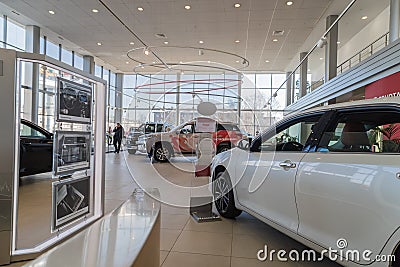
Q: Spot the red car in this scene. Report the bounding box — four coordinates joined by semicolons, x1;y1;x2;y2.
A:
146;118;246;162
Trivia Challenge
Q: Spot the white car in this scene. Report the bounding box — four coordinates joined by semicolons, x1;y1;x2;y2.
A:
210;97;400;267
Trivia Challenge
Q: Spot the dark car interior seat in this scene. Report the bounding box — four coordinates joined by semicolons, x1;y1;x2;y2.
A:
340;122;371;152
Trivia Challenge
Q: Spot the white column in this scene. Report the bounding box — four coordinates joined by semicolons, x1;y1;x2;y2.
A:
299;52;308;98
390;0;400;42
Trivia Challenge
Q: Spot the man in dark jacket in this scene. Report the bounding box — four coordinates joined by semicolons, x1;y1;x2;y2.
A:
113;123;124;153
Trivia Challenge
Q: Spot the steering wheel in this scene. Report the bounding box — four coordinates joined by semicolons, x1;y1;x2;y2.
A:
281;141;304;151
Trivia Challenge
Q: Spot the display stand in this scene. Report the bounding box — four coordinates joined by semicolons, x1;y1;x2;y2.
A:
0;49;107;264
189;118;220;223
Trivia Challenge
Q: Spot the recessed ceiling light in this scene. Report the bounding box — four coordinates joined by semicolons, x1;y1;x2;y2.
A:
236;60;240;63
129;42;134;45
144;49;149;55
361;16;368;20
126;61;129;64
48;10;55;15
337;41;341;44
308;69;311;71
235;40;240;43
92;9;99;13
141;66;145;69
234;3;241;8
320;57;323;60
286;1;293;6
152;61;156;64
137;7;144;11
199;40;204;44
265;60;270;63
272;39;278;42
97;42;102;46
185;5;191;10
164;41;169;45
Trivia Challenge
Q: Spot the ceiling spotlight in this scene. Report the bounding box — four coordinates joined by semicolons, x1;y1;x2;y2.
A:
199;40;204;44
144;48;150;55
126;61;129;64
164;41;169;44
48;10;55;15
286;1;293;6
185;5;191;10
272;39;278;42
129;42;134;45
137;7;144;11
320;57;324;60
265;60;270;63
235;40;240;43
92;9;99;13
97;42;102;46
337;41;341;44
234;3;241;8
361;16;368;20
141;66;145;69
236;60;240;63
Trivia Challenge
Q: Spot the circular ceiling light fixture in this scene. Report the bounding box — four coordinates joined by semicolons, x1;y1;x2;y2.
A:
199;40;204;44
234;3;241;8
126;61;129;64
130;42;135;45
361;16;368;20
265;60;270;63
164;41;169;45
128;46;250;73
137;7;144;11
48;10;55;15
235;40;240;43
286;1;293;6
97;42;102;46
144;48;150;55
92;9;99;13
185;5;191;10
272;39;278;42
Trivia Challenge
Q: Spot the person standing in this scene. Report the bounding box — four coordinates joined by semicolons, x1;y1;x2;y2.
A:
113;123;124;153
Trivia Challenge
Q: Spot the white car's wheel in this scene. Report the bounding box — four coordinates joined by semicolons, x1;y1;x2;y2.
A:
213;170;241;218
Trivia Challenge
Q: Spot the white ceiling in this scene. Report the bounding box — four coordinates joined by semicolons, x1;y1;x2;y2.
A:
0;0;389;73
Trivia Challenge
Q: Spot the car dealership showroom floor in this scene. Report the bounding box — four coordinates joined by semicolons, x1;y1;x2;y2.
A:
11;151;341;267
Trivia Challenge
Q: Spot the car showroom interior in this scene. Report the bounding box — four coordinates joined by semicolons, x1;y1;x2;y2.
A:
0;0;400;266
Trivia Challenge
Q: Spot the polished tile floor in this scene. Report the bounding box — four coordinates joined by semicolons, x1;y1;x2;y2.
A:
123;153;341;267
10;152;341;266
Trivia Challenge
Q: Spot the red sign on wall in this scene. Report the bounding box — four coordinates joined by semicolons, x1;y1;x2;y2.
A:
365;72;400;99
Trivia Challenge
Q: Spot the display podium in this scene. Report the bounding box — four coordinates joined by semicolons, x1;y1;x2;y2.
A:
0;49;106;264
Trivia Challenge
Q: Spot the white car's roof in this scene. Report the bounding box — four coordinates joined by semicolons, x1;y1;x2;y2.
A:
290;96;400;116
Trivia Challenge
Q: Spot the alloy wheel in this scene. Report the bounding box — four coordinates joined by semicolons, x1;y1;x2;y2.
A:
155;147;169;161
214;175;230;213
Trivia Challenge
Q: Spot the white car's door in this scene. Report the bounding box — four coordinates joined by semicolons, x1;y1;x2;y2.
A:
235;114;323;231
296;107;400;264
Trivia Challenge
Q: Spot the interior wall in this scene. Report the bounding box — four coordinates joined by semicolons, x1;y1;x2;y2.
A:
338;7;389;65
312;7;390;82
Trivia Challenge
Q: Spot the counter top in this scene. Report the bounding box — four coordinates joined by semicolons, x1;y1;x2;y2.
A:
23;188;160;267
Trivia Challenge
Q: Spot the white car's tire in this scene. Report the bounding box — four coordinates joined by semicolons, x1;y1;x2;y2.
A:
213;170;242;218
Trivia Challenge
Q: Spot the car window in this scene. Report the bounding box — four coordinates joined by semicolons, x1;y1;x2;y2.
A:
257;115;322;152
144;124;156;134
180;124;194;134
156;124;164;132
321;110;400;153
217;123;240;131
20;123;47;138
